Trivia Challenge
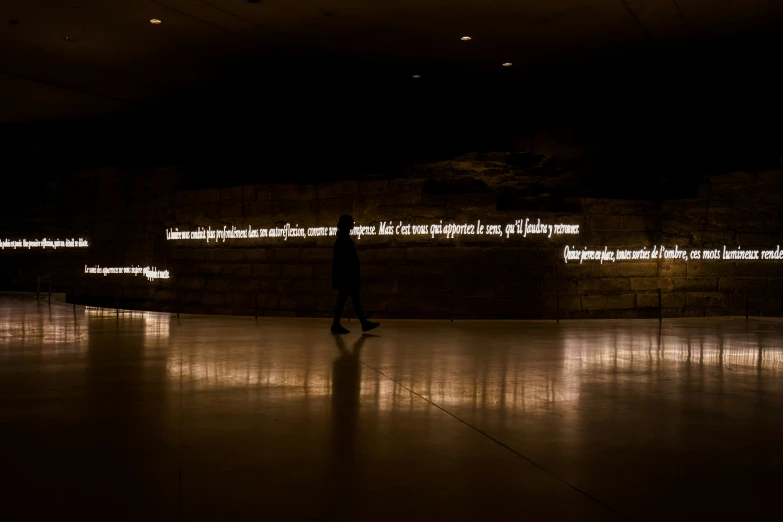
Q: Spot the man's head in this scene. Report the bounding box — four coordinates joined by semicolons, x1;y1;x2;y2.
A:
337;214;354;233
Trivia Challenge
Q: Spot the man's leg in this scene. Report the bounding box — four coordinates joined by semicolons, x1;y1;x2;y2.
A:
333;289;349;326
348;291;366;323
350;292;379;332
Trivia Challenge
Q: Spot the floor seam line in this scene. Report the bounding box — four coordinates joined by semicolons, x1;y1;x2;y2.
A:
360;360;628;520
178;318;183;522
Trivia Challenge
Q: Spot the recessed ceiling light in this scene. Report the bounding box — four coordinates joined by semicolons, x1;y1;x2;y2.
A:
64;36;75;41
150;19;162;25
460;36;471;41
502;62;512;67
412;74;421;78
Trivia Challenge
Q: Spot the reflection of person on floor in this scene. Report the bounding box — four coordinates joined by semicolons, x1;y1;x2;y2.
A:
331;334;367;463
331;214;379;334
328;334;370;518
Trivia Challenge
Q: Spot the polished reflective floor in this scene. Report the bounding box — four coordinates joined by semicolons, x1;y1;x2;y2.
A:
2;295;782;521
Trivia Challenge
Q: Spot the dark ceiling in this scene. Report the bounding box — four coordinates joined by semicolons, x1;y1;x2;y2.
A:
3;0;783;121
2;1;783;187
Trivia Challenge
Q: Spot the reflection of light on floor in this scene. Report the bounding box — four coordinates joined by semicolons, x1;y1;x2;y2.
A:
163;321;783;415
563;330;783;373
168;350;582;413
0;307;87;349
398;358;580;413
169;359;332;397
84;307;170;342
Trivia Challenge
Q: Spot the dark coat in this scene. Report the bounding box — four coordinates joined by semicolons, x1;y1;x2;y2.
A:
332;233;360;291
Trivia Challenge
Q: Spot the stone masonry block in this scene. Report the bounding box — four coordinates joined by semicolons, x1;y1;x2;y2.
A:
318;181;360;199
542;279;578;294
366;280;398;295
220;187;235;201
362;265;391;280
272;200;313;216
246;201;272;216
454;281;496;298
299;248;333;264
673;277;718;291
252;264;282;278
293;279;331;293
174;191;196;206
172;249;206;261
313;265;332;279
686;292;728;307
636;292;684;309
767;278;783;295
759;170;782;183
201;292;225;306
663;293;686;308
198;264;221;275
226;293;252;310
245;249;269;262
387;297;441;315
658;262;687;277
279;296;317;313
240;185;258;201
221;203;244;218
371;249;407;263
737;233;782;245
196;188;220;204
222;264;252;278
589;214;624;231
630;277;674;291
600;231;661;246
179;277;205;290
730;171;757;183
581;294;636;310
623;215;661;231
618;263;658;277
206;250;246;262
735;263;783;277
621;309;661;319
687;261;734;277
282;264;314;279
636;292;660;308
152;290;177;302
577;278;630;293
719;277;767;292
256;292;279;309
272;184;317;201
205;278;232;292
315;197;353;216
360;180;390;195
177;291;201;304
698;231;737;246
256;187;272;202
270;248;301;263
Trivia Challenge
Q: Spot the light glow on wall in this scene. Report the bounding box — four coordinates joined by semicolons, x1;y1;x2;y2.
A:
1;238;88;250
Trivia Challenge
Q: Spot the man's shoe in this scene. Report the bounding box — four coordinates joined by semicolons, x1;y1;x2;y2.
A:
361;321;380;333
331;324;350;334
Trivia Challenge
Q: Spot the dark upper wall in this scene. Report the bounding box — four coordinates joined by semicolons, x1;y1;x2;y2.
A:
3;30;783;193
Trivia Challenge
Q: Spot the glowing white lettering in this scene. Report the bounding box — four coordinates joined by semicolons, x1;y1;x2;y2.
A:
563;245;783;263
84;265;170;281
1;238;88;250
165;218;579;242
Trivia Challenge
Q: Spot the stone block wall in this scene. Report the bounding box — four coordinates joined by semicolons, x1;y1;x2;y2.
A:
2;162;781;319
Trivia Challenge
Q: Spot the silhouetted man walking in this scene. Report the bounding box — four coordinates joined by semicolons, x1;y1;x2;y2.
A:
331;215;379;334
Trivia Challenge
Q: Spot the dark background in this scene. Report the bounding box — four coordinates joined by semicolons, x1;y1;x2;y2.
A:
2;2;783;194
